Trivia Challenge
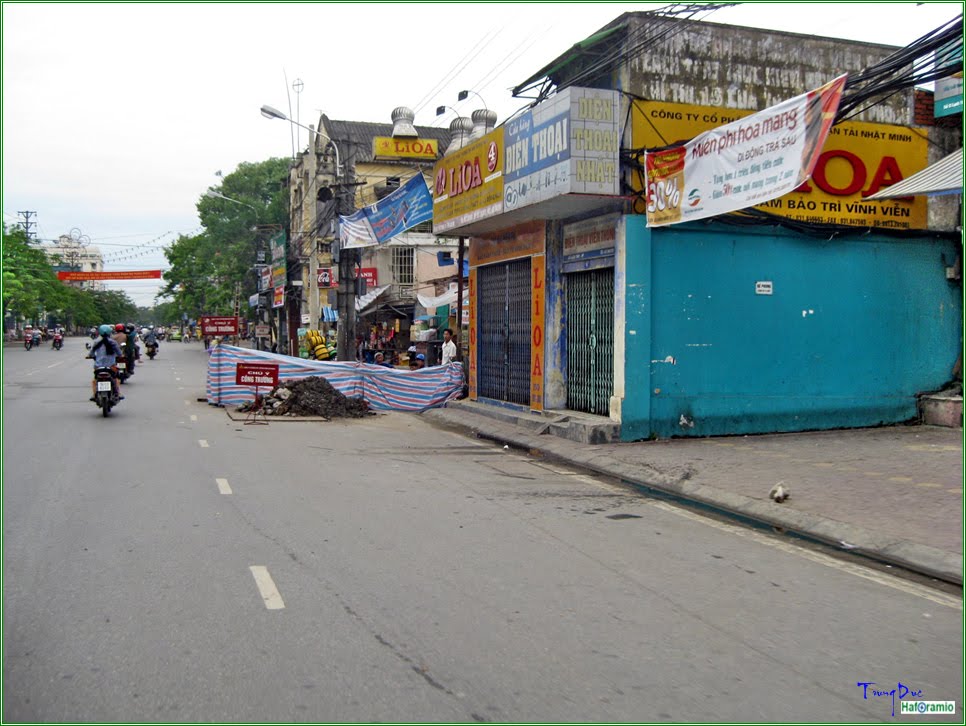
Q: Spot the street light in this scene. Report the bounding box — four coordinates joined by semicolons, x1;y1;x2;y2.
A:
205;189;258;212
260;104;342;176
457;89;488;109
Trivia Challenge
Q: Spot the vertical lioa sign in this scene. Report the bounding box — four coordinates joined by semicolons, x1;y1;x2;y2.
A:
644;74;847;227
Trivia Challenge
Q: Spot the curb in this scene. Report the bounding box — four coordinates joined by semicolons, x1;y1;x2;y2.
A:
421;407;963;586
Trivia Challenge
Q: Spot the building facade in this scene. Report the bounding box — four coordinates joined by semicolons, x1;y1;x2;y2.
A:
436;12;962;440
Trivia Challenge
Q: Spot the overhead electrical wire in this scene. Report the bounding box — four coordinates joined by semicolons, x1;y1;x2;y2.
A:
834;13;963;122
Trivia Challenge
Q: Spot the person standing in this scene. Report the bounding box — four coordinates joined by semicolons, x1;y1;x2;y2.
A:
440;328;457;366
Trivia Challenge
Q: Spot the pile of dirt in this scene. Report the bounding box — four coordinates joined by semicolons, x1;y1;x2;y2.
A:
237;376;371;419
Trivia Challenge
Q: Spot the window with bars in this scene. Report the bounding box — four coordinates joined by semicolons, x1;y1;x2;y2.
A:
392;247;414;286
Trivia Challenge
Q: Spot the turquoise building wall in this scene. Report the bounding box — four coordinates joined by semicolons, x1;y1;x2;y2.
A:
621;220;962;440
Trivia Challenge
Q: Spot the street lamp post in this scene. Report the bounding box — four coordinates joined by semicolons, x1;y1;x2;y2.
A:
261;104;352;356
204;189;258;211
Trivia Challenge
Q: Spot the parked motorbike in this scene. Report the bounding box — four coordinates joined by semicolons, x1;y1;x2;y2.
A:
93;366;121;417
52;332;63;350
146;342;158;359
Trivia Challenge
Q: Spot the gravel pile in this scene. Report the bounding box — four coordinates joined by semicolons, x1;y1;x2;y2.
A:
237;376;371;419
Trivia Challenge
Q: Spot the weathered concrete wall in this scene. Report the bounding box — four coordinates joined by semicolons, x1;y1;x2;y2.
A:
618;16;910;125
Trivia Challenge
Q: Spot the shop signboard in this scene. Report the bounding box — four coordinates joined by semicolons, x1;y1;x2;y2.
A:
270;231;287;288
248;293;260;308
503;87;621;213
469;220;545;267
372;136;440;160
432;127;505;233
632;82;928;230
200;316;239;336
272;285;285;309
255;324;270;338
530;254;545;412
562;214;619;273
934;40;963;118
318;268;334;287
358;267;378;286
259;267;272;292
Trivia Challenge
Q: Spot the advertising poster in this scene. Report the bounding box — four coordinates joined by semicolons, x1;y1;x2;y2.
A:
633;78;929;230
643;75;847;227
340;174;434;249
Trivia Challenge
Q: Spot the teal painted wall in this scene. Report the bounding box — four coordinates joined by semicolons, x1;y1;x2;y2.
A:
621;221;961;440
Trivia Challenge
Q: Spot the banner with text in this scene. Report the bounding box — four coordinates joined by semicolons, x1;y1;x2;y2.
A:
340;174;434;249
57;270;161;281
644;75;847;227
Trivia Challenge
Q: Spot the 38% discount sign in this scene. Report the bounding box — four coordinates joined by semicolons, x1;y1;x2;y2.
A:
235;363;279;425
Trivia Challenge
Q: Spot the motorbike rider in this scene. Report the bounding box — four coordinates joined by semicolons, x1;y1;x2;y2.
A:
143;325;159;355
125;323;139;368
87;324;124;400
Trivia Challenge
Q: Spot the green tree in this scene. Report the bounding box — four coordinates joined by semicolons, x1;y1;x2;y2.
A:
2;225;65;325
161;158;289;318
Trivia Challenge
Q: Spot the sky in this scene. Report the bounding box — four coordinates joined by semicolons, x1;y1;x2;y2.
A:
3;1;962;306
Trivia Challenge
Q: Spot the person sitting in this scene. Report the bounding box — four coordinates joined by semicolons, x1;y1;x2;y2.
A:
87;324;124;401
373;351;392;368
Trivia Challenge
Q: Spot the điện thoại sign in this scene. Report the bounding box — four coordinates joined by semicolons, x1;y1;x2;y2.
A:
631;89;929;230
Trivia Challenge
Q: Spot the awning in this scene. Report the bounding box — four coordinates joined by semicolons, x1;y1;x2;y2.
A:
512;23;626;97
863;148;963;200
416;288;469;309
355;284;390;313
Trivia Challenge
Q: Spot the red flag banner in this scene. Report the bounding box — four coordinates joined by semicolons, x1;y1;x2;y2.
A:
56;270;162;281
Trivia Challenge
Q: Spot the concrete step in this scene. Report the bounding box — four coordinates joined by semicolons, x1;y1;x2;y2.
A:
919;392;963;428
441;399;621;444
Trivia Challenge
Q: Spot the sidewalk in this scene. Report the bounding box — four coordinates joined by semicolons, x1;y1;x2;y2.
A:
422;401;963;585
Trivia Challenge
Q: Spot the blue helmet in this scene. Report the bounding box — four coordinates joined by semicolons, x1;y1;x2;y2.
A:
99;324;113;336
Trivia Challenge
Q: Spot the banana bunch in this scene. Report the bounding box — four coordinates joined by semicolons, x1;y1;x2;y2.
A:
304;329;336;361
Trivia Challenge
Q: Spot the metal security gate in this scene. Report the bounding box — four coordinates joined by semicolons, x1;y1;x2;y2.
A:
566;268;614;415
477;259;531;405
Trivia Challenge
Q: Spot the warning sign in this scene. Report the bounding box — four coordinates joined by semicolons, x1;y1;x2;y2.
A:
235;363;279;387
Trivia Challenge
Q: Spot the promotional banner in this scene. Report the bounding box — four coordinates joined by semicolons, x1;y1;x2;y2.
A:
56;270;161;280
340;174;434;249
643;75;847;227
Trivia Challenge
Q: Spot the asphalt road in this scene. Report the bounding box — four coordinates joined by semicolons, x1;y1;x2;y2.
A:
3;338;962;722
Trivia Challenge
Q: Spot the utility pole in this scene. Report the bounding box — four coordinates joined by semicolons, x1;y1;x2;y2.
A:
17;211;36;241
335;142;358;361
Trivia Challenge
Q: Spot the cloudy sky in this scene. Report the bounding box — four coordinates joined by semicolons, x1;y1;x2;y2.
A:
3;2;961;305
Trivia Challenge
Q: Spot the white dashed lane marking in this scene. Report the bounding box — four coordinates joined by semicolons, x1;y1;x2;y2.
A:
216;478;232;495
198;439;209;448
249;566;285;609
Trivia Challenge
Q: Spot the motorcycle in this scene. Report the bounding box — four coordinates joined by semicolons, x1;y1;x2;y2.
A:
93;366;120;417
52;332;63;350
116;349;131;383
146;341;158;359
25;333;40;350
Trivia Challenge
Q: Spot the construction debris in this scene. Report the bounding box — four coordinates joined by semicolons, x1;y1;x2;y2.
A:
236;376;372;419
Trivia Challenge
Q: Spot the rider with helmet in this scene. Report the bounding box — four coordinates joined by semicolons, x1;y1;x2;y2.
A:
87;324;124;400
125;323;138;370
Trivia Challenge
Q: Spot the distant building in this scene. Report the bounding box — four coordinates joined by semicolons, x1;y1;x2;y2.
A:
45;235;105;291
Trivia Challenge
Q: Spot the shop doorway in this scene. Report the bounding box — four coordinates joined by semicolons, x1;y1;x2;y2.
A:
566;267;614;415
477;259;532;405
